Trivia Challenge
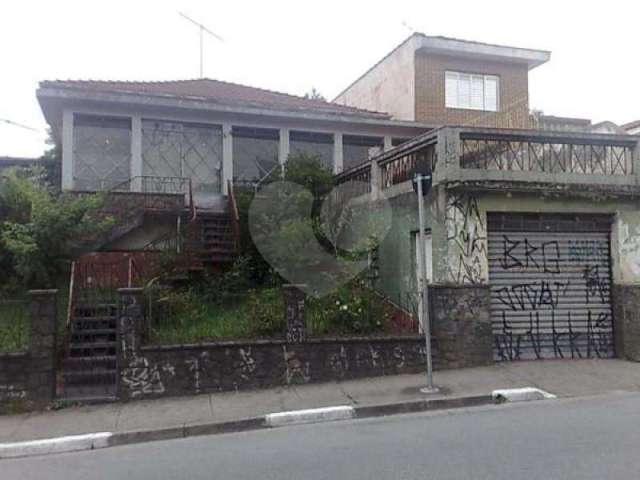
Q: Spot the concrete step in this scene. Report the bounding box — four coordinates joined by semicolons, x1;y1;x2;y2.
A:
63;355;116;370
63;369;117;386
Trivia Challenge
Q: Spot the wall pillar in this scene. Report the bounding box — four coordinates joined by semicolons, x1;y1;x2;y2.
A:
278;128;290;177
383;135;393;152
117;288;145;400
28;289;58;407
283;284;306;343
333;132;343;174
131;115;143;192
370;158;381;201
222;124;233;195
61;110;74;190
428;285;493;368
612;285;640;361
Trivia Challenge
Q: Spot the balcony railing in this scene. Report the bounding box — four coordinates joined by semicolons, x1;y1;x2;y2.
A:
335;127;640;199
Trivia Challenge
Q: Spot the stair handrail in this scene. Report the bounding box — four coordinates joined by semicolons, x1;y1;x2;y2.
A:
64;260;77;357
227;180;241;253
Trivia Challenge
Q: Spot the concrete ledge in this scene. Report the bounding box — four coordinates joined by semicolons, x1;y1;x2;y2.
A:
266;406;355;427
0;432;112;459
492;387;557;403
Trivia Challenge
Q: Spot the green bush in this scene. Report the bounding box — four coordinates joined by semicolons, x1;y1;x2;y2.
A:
0;168;112;289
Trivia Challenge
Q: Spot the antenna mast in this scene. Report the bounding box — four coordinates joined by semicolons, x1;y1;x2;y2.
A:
179;12;224;78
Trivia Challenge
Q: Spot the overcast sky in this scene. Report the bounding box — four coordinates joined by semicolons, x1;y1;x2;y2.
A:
1;0;638;157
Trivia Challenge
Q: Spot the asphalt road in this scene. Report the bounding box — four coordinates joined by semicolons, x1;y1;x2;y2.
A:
4;392;640;480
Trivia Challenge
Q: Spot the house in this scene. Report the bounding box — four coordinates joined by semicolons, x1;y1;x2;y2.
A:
623;120;640;135
36;33;640;370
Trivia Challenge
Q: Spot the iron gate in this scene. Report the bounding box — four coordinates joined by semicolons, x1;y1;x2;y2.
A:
487;213;615;361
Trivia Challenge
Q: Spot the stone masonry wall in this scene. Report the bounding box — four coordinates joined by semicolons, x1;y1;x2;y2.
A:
0;290;58;412
612;284;640;361
429;284;493;369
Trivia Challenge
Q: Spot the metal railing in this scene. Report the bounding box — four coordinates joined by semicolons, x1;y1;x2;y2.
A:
460;134;635;176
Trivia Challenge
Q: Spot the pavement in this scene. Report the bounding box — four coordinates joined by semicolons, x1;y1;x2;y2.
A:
5;391;640;479
2;359;640;445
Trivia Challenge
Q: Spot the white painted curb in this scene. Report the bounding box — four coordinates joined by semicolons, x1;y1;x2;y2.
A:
492;387;557;403
0;432;113;459
265;405;355;427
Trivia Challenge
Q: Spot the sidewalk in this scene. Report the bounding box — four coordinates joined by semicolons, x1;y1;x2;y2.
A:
2;359;640;443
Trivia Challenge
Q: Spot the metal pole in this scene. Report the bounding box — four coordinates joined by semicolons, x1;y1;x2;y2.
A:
199;26;204;78
416;174;435;392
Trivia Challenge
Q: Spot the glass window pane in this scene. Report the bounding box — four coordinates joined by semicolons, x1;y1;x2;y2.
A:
343;135;384;170
73;114;131;190
445;72;458;108
289;131;334;170
457;74;471;108
471;75;484;110
485;76;499;112
142;120;222;197
232;127;279;185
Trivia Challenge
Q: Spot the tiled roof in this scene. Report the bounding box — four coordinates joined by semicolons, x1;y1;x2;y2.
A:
39;78;390;119
622;120;640;131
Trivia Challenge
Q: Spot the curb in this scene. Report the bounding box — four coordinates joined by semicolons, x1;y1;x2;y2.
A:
0;393;507;460
0;432;112;459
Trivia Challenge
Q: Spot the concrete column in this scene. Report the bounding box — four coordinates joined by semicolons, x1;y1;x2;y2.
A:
117;288;145;400
284;284;306;343
279;128;290;177
222;124;233;195
370;158;381;200
28;289;58;407
383;135;393;152
333;132;343;174
61;110;74;190
633;139;640;185
130;115;143;192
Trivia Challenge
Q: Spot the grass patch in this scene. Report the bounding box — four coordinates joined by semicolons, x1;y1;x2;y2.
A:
149;288;285;344
0;299;30;352
147;281;415;345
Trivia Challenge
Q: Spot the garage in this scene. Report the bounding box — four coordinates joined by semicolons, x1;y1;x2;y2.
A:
487;213;615;361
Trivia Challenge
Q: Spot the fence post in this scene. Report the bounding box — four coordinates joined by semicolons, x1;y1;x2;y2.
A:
28;289;58;407
116;287;145;400
284;284;306;343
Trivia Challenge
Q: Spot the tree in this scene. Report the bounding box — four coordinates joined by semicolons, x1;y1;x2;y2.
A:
304;88;327;101
0;169;112;289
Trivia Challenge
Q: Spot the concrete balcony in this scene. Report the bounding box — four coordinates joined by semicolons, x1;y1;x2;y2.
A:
335;127;640;199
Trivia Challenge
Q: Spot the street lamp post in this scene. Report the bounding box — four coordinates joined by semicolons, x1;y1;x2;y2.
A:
413;173;438;394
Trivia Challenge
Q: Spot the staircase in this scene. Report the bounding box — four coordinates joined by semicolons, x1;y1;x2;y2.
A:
61;302;118;402
199;212;238;265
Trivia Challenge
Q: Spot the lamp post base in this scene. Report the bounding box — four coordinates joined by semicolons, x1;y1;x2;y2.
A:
419;386;440;395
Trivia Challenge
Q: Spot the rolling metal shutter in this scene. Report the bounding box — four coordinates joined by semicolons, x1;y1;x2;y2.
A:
488;214;614;361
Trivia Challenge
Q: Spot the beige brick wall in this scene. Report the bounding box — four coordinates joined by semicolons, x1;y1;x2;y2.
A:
414;52;530;128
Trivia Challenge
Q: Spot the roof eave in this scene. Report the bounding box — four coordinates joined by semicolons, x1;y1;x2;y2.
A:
36;86;435;130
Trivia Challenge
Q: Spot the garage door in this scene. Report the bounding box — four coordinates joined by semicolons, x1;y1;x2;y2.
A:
488;213;615;361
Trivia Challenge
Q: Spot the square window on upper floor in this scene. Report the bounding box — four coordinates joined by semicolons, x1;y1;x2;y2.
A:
445;71;499;112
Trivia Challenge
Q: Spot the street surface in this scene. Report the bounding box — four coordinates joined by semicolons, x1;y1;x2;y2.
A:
4;392;640;479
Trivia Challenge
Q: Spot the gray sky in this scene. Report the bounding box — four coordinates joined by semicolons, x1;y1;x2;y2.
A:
1;0;638;157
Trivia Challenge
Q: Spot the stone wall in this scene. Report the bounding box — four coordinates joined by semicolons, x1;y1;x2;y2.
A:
0;290;58;412
612;284;640;361
429;284;493;369
118;336;427;400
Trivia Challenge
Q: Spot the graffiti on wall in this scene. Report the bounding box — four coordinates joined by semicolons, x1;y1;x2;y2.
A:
492;233;614;361
446;194;487;284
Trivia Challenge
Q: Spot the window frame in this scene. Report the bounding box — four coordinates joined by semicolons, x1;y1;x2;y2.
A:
445;71;500;112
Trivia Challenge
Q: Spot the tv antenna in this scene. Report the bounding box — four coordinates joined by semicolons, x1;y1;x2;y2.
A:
0;118;41;132
179;12;224;78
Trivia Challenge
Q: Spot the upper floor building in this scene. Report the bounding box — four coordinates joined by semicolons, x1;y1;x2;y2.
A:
334;34;550;129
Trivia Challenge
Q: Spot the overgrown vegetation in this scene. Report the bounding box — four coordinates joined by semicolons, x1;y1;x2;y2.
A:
0;168;111;291
148;151;407;343
0;299;30;352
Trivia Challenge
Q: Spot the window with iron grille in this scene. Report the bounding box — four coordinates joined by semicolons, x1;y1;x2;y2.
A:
141;120;222;195
343;135;384;170
289;130;334;169
72;114;131;190
232;126;279;184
